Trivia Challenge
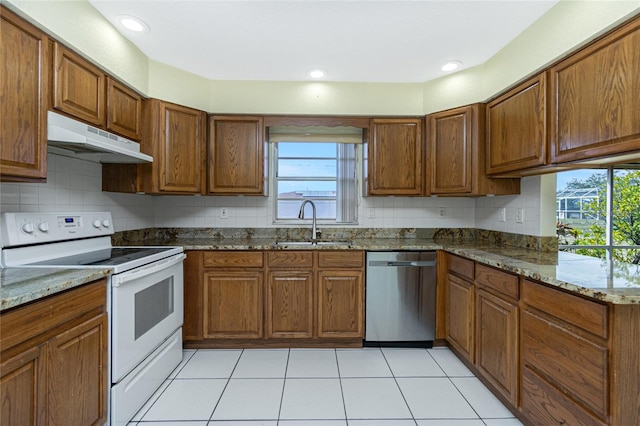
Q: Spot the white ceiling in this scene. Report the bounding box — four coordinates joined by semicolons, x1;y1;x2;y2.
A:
89;0;558;83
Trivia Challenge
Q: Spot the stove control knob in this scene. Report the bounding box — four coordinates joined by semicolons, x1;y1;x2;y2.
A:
92;219;102;229
38;222;50;232
102;219;111;228
22;222;35;234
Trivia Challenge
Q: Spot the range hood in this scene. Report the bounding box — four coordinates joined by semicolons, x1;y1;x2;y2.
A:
47;111;152;164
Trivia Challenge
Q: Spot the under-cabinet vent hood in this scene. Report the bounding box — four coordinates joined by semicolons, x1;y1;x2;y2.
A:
47;111;152;164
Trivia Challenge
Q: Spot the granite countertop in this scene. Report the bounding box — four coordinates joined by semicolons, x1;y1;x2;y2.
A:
134;235;640;304
2;235;638;311
0;268;111;312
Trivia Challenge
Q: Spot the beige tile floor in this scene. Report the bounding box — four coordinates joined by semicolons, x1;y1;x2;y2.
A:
127;347;523;426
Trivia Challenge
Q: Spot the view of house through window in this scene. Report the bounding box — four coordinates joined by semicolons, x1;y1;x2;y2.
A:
274;142;357;223
556;166;640;264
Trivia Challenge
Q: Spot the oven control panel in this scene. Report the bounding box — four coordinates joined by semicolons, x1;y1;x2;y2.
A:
0;212;113;247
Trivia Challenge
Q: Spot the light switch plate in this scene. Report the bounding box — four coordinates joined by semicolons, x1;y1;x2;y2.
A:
220;207;229;219
498;208;506;222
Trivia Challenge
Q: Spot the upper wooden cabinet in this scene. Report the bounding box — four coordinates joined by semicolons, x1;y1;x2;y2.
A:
53;42;105;126
486;73;548;176
139;99;206;194
427;104;519;196
0;6;49;182
550;16;640;164
107;77;142;141
52;42;142;140
367;118;424;196
208;115;267;195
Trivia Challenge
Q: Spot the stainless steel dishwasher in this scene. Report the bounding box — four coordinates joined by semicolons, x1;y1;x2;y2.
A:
365;251;437;347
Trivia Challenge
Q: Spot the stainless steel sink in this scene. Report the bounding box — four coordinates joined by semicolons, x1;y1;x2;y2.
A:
274;241;353;247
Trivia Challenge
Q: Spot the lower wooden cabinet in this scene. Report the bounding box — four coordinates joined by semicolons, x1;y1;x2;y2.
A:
317;270;364;338
204;270;264;339
184;250;364;347
0;279;108;426
445;272;475;363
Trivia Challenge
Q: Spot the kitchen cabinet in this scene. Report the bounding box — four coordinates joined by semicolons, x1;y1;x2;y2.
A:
474;264;519;406
107;77;143;141
53;42;143;140
316;251;364;338
444;253;475;363
0;279;108;426
549;15;640;164
137;99;207;194
203;251;264;339
266;251;314;339
427;104;519;196
486;73;548;176
521;278;609;424
0;6;49;182
208;115;267;195
183;249;364;347
366;118;424;196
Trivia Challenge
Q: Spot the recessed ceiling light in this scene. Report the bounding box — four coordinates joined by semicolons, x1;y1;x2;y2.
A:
441;61;462;72
308;69;327;79
118;15;149;33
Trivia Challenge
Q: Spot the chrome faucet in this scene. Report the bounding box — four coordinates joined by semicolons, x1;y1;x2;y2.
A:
298;200;320;244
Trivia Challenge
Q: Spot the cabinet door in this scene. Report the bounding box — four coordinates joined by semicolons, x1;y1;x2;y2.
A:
486;73;547;175
266;271;313;338
146;100;205;193
445;273;474;362
367;118;424;195
204;271;263;338
107;77;142;140
48;313;108;426
0;7;49;181
1;344;46;426
475;289;518;406
428;106;472;194
209;116;266;195
550;17;640;163
53;42;105;126
316;270;364;338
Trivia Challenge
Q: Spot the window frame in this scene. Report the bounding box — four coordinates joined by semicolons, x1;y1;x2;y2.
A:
271;142;360;225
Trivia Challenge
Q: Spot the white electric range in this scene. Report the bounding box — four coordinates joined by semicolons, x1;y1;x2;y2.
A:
0;212;185;426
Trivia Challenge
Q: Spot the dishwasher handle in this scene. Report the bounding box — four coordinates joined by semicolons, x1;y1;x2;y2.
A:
368;260;436;267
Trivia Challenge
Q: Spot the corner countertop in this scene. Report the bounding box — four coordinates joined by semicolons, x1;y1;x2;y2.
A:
146;236;640;304
0;268;111;312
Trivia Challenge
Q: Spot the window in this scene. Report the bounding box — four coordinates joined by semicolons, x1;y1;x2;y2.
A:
556;166;640;264
274;142;358;223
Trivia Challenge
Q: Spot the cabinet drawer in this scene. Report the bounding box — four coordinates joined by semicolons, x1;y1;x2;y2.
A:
318;251;363;269
267;251;313;268
522;366;606;426
522;310;608;418
522;279;608;338
446;253;474;281
475;264;518;300
204;251;263;268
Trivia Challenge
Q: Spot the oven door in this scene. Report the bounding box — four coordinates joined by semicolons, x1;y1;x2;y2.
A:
111;253;185;383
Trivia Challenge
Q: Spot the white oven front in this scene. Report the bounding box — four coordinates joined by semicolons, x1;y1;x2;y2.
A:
111;252;185;383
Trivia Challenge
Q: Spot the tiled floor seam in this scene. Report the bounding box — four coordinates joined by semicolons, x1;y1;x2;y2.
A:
379;347;420;426
333;348;351;426
206;348;245;423
275;348;292;425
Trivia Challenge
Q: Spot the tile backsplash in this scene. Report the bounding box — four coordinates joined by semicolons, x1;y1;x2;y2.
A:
0;154;550;236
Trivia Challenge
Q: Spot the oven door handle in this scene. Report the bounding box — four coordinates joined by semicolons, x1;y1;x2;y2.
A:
112;253;186;287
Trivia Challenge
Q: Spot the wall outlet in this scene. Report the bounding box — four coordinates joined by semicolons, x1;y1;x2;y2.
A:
498;208;506;222
220;207;229;219
515;208;525;223
368;207;375;219
438;207;446;218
